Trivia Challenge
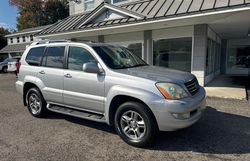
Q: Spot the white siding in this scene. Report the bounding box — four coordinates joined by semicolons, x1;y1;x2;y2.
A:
69;0;137;15
152;26;194;40
104;31;143;42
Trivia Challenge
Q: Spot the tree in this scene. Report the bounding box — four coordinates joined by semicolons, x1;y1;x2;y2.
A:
42;0;69;25
9;0;69;30
0;27;10;50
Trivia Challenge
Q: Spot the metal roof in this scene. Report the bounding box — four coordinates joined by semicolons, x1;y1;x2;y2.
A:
0;43;30;53
6;25;52;37
38;0;250;36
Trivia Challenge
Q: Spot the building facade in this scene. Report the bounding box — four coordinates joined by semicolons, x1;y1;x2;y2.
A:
0;25;51;60
34;1;250;86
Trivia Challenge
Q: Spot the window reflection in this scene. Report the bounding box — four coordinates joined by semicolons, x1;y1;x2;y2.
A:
109;42;142;58
228;45;250;69
43;46;65;69
153;38;192;72
68;46;96;71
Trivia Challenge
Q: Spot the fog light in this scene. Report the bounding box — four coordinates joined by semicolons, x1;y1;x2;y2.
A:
172;113;190;120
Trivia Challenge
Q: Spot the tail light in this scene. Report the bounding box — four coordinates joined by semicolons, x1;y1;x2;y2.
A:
16;61;21;74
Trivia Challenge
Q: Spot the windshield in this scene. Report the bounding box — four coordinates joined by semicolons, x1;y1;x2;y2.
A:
93;45;147;69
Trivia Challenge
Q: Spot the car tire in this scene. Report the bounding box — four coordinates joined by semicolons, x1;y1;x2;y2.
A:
26;87;47;118
114;102;157;147
2;66;7;73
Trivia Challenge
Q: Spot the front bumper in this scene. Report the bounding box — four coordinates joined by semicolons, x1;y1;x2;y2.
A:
149;86;206;131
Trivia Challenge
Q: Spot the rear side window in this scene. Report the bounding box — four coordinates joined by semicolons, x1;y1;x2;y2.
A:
42;46;65;69
25;47;45;66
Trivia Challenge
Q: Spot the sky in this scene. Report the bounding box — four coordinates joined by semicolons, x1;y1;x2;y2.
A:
0;1;18;30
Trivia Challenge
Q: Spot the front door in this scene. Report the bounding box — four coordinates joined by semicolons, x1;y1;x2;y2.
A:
63;46;105;113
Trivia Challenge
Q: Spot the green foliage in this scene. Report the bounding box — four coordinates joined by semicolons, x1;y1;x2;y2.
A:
0;27;10;50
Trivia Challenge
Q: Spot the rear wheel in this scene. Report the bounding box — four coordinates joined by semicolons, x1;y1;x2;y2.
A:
114;102;157;147
26;88;47;118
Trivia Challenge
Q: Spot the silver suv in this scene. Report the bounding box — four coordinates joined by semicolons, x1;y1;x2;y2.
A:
16;40;206;147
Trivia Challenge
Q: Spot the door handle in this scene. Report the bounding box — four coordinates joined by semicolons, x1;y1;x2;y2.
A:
39;70;45;74
64;73;72;78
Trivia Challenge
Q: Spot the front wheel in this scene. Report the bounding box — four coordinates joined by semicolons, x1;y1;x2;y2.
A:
114;102;157;147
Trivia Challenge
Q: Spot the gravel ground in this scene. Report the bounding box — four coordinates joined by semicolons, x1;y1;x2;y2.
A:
0;74;250;161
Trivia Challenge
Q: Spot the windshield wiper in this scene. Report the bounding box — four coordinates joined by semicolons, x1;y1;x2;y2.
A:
132;64;148;67
114;64;148;69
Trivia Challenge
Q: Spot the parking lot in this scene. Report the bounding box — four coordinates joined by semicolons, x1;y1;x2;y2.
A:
0;74;250;161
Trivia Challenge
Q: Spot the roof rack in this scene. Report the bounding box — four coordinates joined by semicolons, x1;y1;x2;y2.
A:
30;39;70;46
70;38;98;43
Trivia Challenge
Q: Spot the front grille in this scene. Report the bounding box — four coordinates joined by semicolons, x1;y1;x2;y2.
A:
184;77;200;95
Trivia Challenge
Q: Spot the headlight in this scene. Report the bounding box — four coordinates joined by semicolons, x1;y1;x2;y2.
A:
156;83;189;100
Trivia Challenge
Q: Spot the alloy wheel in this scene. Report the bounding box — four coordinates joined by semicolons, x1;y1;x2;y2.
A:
120;110;146;140
28;93;42;115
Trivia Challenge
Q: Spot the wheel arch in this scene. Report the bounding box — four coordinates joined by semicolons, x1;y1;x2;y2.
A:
23;82;40;106
108;95;158;130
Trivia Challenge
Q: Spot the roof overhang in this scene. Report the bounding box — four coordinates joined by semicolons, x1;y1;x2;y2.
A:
0;43;30;53
5;30;42;38
37;6;250;39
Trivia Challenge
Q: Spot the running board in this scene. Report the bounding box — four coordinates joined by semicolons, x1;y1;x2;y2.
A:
47;104;106;123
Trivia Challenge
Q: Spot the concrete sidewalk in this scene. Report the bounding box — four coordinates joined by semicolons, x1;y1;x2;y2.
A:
204;75;247;100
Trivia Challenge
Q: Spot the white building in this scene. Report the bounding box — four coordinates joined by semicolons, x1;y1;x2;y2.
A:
0;25;51;59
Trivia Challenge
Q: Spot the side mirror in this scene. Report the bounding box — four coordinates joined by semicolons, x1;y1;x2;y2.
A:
83;62;102;74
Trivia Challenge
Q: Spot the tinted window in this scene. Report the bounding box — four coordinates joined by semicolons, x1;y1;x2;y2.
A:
42;46;65;69
25;47;45;66
68;46;96;71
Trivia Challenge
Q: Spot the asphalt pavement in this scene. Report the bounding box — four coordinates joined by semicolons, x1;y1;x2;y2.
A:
0;74;250;161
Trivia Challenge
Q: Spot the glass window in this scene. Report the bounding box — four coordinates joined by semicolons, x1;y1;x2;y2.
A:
215;43;221;71
228;45;250;69
93;45;147;69
17;37;20;43
22;36;25;42
68;46;96;71
84;0;94;11
206;39;221;75
30;35;34;41
42;46;65;69
10;38;13;44
25;47;45;66
153;37;192;72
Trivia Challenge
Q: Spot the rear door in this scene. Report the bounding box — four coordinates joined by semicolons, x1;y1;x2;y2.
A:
37;46;65;104
63;45;105;113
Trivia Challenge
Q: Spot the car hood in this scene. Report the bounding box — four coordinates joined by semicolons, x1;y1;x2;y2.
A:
114;65;195;84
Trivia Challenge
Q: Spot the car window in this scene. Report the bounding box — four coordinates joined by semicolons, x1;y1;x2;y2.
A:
26;47;45;66
68;46;96;71
42;46;65;69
